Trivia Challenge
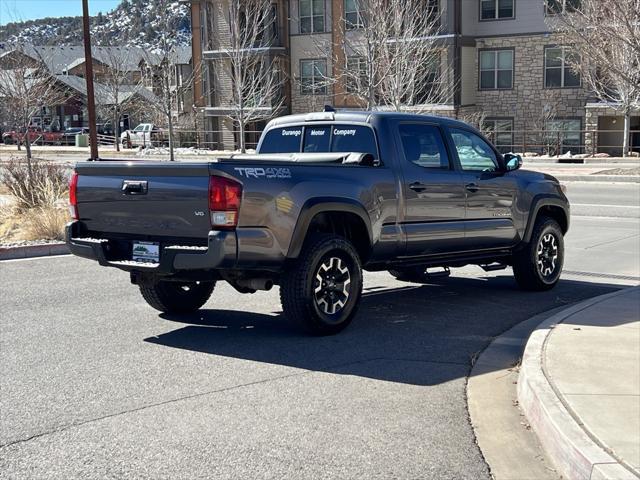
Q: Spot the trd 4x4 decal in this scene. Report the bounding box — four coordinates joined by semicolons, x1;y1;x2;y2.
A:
234;167;292;179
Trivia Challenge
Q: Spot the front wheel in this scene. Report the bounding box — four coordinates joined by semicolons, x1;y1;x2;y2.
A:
280;234;363;335
139;280;215;313
512;216;564;291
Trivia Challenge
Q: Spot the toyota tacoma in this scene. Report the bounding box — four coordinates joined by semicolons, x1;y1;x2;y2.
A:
66;111;570;335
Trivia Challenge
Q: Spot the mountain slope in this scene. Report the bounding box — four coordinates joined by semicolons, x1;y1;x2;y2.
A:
0;0;191;51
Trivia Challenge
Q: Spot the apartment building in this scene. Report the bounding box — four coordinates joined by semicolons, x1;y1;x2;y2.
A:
188;0;640;154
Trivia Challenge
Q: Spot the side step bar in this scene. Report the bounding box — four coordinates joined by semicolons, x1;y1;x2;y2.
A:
426;267;451;278
480;263;508;272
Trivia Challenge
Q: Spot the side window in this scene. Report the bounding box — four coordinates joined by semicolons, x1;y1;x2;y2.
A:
398;124;450;169
450;128;499;172
303;126;331;152
258;127;303;153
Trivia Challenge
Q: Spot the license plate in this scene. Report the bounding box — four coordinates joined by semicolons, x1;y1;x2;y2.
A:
132;241;160;263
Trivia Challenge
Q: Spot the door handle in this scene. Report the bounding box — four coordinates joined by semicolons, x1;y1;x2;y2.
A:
122;180;148;195
465;183;479;193
409;182;428;192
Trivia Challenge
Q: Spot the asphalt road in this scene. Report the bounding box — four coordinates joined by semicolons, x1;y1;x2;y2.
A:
566;182;640;218
1;191;639;479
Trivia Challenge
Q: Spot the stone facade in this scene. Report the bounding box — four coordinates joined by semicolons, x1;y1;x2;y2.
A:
473;33;589;153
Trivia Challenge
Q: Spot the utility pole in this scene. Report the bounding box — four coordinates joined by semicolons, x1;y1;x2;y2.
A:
82;0;99;160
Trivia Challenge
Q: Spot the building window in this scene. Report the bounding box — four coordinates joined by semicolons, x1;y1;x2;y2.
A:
479;49;513;89
426;0;440;24
545;119;582;153
346;56;366;93
414;55;441;104
545;0;581;15
300;59;327;95
300;0;325;33
344;0;364;29
544;47;580;88
483;118;513;153
480;0;514;20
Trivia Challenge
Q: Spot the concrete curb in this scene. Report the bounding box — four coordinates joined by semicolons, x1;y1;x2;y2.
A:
517;288;639;480
0;242;70;260
468;305;570;480
554;175;640;183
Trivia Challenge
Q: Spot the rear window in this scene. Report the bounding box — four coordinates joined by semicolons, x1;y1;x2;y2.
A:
303;126;331;152
259;124;378;159
259;127;303;153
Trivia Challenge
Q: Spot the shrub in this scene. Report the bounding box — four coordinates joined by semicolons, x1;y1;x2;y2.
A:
0;157;69;211
21;206;68;241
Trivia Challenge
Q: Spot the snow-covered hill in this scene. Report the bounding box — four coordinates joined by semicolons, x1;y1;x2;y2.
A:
0;0;190;51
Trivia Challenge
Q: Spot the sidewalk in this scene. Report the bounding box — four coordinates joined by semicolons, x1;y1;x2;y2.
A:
519;288;640;480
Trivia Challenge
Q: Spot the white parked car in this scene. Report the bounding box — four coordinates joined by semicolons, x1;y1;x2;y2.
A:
121;124;166;148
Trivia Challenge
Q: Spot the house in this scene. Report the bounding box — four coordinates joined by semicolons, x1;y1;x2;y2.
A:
0;44;194;135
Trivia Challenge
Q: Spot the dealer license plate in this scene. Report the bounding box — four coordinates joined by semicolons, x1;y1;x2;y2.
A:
132;241;160;263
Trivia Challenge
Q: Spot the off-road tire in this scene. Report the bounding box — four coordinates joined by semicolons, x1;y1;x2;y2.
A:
512;216;564;291
388;266;431;283
280;234;363;335
139;280;215;313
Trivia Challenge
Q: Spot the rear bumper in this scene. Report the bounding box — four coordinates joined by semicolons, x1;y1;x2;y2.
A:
65;221;237;274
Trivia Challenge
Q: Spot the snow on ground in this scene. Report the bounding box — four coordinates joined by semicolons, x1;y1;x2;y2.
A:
135;147;256;157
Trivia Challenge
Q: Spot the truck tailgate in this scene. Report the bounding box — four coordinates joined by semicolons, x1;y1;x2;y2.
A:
75;162;211;239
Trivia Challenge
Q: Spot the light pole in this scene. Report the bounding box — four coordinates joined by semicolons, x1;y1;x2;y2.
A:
82;0;99;160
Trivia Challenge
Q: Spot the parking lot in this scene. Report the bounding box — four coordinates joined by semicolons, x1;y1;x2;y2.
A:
1;196;638;479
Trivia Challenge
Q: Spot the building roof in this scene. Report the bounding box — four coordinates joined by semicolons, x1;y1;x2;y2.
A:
168;45;192;65
0;44;192;76
0;45;152;74
54;74;158;106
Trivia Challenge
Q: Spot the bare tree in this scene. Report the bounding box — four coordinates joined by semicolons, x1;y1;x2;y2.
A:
220;0;285;152
138;4;198;161
0;49;65;175
337;0;452;112
95;47;144;151
548;0;640;156
457;110;490;136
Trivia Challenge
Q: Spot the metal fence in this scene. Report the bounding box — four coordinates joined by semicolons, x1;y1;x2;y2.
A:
118;130;264;151
485;129;640;157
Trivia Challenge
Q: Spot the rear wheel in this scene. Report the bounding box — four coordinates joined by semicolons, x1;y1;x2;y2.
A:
280;234;363;335
512;216;564;291
139;280;215;313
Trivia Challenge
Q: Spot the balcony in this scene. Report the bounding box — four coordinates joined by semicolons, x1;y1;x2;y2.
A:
203;27;285;60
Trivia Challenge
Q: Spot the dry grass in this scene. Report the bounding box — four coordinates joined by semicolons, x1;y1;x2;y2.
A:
0;157;68;211
22;206;68;241
0;204;69;242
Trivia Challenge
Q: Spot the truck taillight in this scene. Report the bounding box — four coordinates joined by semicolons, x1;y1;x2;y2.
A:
69;172;79;220
208;176;242;229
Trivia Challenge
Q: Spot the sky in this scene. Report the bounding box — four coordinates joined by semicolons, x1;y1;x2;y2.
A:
0;0;121;26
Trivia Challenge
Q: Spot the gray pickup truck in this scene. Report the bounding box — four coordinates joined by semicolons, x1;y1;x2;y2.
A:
67;111;569;335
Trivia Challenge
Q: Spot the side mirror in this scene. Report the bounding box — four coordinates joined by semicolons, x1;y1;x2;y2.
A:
504;153;523;171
